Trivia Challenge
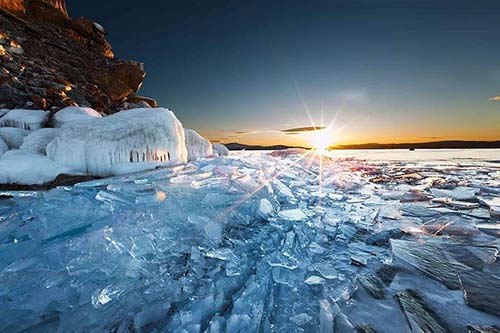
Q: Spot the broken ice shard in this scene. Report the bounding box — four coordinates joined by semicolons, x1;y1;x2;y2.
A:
395;290;449;333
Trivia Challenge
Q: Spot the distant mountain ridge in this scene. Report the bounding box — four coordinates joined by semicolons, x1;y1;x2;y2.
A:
224;140;500;151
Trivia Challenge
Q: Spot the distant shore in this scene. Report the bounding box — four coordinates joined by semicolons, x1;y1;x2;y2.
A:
224;140;500;151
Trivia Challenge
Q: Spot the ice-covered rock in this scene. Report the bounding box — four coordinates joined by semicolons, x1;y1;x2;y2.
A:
0;109;10;117
52;106;102;128
20;128;59;154
212;143;229;156
47;108;188;176
0;109;48;130
0;127;30;149
0;137;8;156
0;150;74;184
184;128;213;161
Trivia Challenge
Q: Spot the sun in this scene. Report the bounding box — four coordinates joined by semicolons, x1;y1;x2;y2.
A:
307;128;335;151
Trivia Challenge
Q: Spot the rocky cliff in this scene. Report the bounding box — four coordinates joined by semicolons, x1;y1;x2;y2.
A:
0;0;156;114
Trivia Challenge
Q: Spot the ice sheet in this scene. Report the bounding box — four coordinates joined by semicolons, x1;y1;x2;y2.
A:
0;149;499;332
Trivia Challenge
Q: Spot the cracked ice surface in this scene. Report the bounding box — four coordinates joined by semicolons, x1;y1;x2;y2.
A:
1;149;500;332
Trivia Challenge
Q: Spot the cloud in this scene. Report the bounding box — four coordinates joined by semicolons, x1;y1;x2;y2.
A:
234;131;256;135
488;96;500;101
228;126;327;138
341;90;366;103
281;126;326;133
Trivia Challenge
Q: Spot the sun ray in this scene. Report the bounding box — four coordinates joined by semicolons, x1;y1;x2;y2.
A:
318;150;324;208
291;74;317;130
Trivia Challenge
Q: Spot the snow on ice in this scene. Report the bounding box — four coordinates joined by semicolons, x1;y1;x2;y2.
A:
51;106;102;128
0;149;499;332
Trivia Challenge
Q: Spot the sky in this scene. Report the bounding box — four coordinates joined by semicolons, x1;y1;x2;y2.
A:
69;0;500;147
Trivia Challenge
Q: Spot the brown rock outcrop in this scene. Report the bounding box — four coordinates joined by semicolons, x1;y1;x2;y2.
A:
0;0;156;114
0;0;67;25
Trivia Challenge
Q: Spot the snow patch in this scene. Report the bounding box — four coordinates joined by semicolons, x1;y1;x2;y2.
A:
52;106;102;128
20;128;59;154
0;127;30;148
93;22;105;34
184;128;213;161
47;108;188;177
0;150;75;185
0;109;48;130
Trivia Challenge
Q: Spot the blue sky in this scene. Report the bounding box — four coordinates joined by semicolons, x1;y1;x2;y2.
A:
70;1;500;145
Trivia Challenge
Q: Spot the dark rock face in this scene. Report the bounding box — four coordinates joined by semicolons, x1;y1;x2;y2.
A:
0;0;155;114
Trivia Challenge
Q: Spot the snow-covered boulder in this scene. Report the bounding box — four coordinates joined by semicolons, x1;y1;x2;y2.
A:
47;108;188;177
0;109;49;130
52;106;102;128
0;137;8;157
20;128;59;154
184;128;213;161
212;143;229;156
0;150;74;185
0;127;30;149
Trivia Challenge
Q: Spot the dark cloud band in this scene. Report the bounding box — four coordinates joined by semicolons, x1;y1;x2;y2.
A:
281;126;326;133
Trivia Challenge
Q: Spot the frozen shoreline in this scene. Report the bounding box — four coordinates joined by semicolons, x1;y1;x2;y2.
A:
0;107;219;187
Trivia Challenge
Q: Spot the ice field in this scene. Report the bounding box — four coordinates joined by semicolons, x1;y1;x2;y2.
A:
0;149;499;332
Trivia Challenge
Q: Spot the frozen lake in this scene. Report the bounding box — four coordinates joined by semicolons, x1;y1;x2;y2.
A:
328;148;500;161
0;149;499;332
